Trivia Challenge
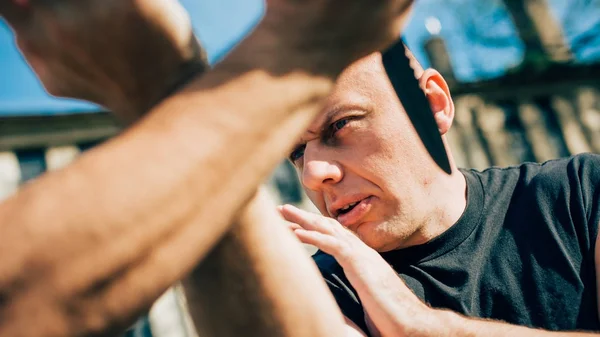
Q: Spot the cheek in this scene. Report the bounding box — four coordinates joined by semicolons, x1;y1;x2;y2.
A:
372;121;430;173
352;126;427;202
304;189;328;215
350;127;406;177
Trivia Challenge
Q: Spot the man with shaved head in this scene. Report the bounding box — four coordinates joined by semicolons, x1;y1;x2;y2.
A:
281;50;600;336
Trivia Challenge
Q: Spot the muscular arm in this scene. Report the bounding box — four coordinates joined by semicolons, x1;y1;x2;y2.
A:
0;1;414;335
282;206;600;337
0;30;336;337
183;189;349;337
432;311;599;337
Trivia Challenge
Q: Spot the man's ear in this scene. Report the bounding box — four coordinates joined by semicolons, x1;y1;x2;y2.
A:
418;69;455;135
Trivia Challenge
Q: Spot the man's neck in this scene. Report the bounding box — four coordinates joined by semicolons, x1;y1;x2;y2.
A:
398;166;468;250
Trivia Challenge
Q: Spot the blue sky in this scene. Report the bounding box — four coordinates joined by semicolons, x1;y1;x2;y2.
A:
1;0;599;116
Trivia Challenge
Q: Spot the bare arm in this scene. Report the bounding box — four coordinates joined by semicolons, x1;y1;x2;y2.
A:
0;1;413;336
282;206;600;337
432;312;599;337
0;39;335;337
183;189;348;337
184;190;373;337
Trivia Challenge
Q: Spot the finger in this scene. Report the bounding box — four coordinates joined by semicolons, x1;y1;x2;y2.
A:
277;205;306;231
279;204;332;233
285;221;302;231
294;229;342;256
276;205;284;214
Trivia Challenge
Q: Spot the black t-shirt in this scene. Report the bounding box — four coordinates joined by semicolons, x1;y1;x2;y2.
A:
315;153;600;335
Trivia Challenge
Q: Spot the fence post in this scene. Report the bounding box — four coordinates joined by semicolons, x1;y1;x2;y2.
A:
501;0;572;65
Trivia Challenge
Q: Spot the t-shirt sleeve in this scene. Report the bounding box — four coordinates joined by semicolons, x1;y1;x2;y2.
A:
570;154;600;250
312;251;371;335
530;153;600;256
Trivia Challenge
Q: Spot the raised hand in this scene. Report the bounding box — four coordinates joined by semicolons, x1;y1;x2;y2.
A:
279;204;437;337
259;0;415;76
1;0;206;121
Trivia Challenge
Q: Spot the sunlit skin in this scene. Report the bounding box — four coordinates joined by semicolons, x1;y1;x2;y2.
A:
0;1;418;335
280;51;600;337
289;52;467;252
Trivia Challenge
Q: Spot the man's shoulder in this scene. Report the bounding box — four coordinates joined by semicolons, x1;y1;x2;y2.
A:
464;153;600;194
467;154;600;248
525;153;600;182
516;153;600;195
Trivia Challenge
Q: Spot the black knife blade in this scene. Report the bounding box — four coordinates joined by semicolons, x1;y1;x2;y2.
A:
381;40;452;174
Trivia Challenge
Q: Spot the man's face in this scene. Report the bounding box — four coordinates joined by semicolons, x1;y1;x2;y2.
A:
289;53;448;252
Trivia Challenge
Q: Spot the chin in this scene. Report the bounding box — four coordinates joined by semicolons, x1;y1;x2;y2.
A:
353;221;396;252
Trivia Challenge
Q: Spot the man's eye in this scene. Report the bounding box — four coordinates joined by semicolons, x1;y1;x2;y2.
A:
331;118;349;134
290;144;306;162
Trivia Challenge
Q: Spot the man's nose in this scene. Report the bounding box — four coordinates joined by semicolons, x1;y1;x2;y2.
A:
301;145;343;192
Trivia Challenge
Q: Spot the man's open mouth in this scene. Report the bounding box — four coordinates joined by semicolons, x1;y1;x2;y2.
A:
337;201;359;215
334;196;374;228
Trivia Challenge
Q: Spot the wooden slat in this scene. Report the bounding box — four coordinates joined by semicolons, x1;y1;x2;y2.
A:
576;87;600;153
424;37;457;88
0;151;20;201
45;145;81;171
445;128;467;169
551;95;592;155
502;0;572;63
517;101;561;162
453;96;490;170
474;102;518;166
